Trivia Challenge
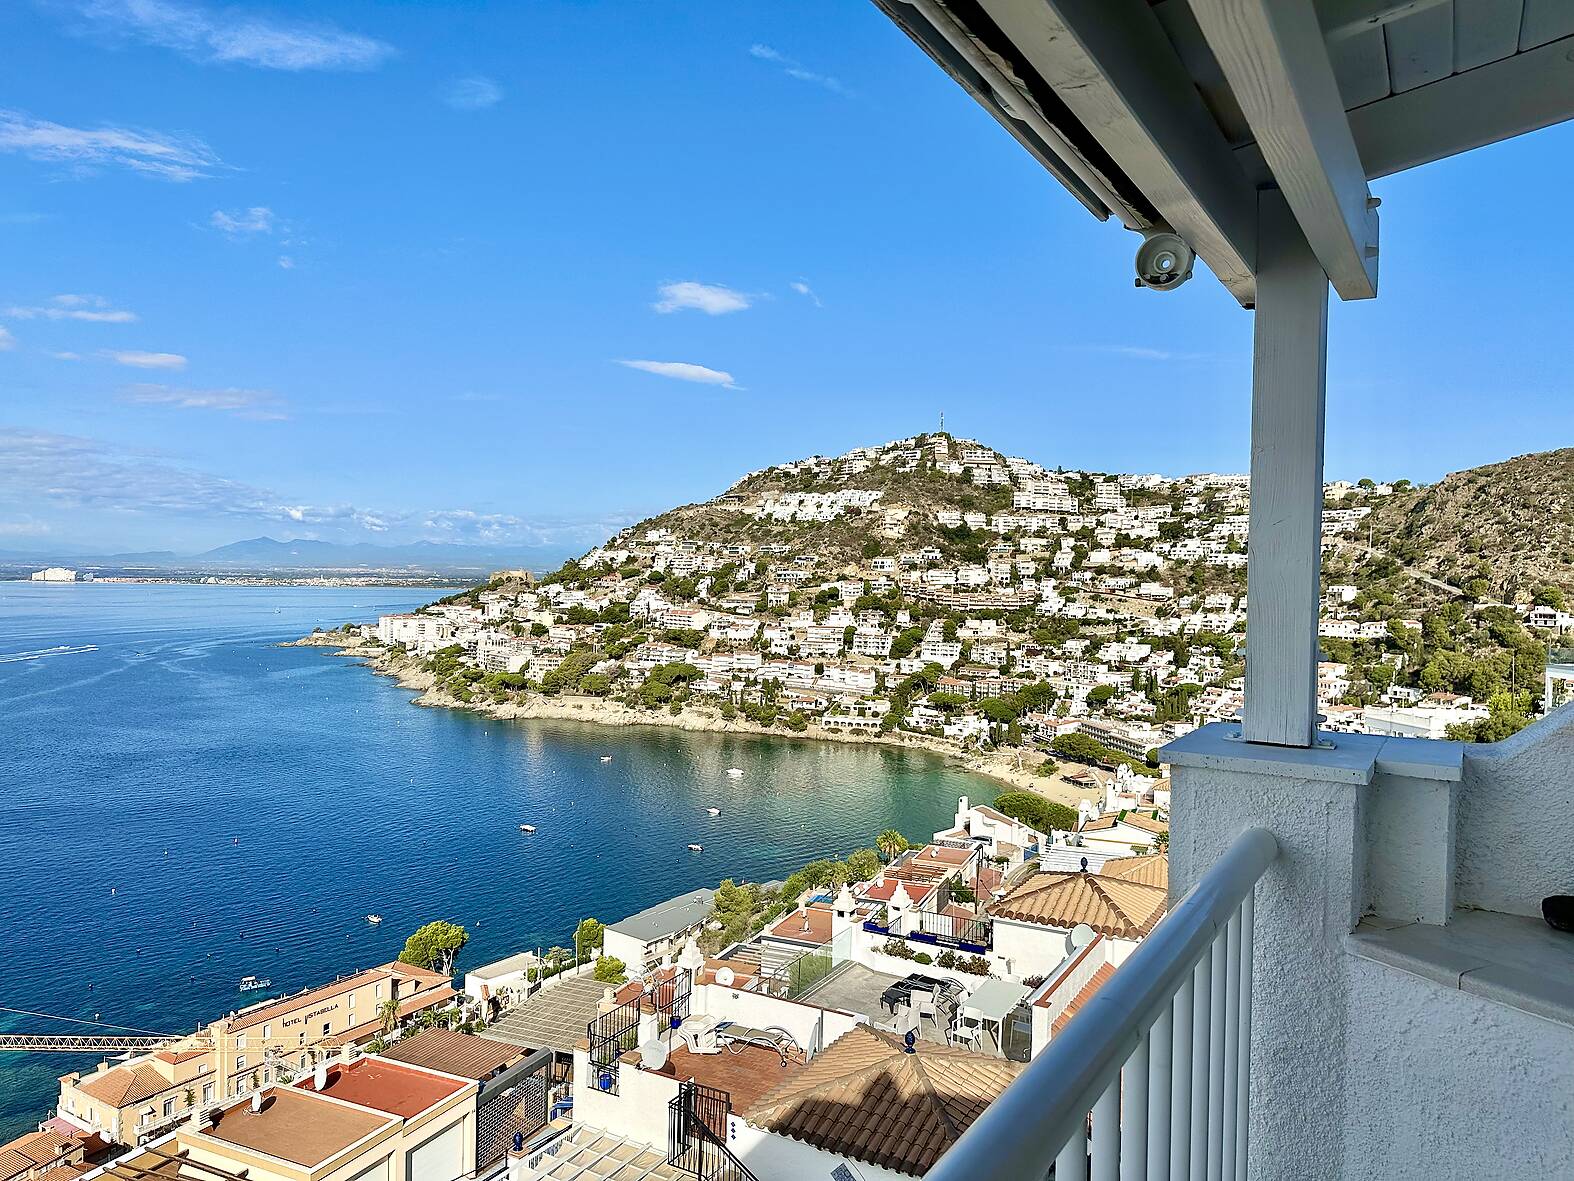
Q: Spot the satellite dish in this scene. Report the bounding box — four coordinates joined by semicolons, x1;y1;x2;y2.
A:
715;967;736;987
1070;923;1097;950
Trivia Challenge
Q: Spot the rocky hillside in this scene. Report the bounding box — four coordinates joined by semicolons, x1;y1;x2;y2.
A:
1352;449;1574;605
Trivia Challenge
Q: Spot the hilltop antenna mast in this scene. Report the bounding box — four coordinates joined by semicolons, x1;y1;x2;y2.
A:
939;410;944;433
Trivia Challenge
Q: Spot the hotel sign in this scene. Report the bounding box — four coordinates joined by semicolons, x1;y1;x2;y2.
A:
283;1001;340;1029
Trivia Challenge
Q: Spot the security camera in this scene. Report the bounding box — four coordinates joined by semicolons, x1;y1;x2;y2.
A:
1134;230;1195;291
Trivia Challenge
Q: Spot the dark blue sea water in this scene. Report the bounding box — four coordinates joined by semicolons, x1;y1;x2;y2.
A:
0;582;991;1135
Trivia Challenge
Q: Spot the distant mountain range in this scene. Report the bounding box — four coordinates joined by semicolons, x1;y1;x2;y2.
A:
0;536;577;575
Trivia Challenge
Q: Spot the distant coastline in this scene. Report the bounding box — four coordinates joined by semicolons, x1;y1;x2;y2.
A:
291;628;1098;808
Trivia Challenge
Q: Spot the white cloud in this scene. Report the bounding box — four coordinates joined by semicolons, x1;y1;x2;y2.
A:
123;383;287;420
445;76;503;110
50;351;82;361
748;44;848;95
0;109;221;181
789;279;821;307
108;349;187;370
652;281;752;316
5;294;137;322
69;0;395;71
210;206;275;235
0;326;14;351
276;255;295;270
617;359;738;389
1081;344;1211;362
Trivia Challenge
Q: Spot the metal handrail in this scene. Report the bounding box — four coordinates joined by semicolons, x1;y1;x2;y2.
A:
925;826;1279;1181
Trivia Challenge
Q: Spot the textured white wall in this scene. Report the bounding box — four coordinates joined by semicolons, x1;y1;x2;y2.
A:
1456;700;1574;916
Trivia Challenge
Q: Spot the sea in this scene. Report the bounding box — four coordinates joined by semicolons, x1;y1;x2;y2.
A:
0;582;994;1135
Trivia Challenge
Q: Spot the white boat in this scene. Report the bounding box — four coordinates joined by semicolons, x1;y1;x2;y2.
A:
519;824;537;833
600;756;613;763
707;807;720;816
365;914;383;925
688;843;704;852
238;975;271;992
725;768;744;778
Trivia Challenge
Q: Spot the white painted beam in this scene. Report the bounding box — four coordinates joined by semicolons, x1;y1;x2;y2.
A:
1243;190;1327;748
1349;34;1574;177
1316;0;1450;40
980;0;1259;305
1189;0;1380;300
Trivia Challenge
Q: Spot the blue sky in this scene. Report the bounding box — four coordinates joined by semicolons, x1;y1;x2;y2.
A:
3;0;1572;554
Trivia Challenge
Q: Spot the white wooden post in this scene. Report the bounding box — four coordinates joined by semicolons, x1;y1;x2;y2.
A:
1243;188;1328;747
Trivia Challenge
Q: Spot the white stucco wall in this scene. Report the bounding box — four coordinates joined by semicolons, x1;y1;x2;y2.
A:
728;1115;911;1181
1455;700;1574;917
693;983;860;1056
571;1047;679;1151
1342;954;1574;1177
990;917;1071;980
1166;722;1574;1181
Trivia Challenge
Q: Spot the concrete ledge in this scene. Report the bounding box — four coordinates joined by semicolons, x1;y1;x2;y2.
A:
1373;735;1464;782
1349;910;1574;1030
1161;722;1382;785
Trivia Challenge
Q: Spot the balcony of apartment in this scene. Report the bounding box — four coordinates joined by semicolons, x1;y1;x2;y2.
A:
862;1;1574;1177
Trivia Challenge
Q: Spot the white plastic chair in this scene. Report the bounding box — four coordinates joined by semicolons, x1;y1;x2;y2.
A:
950;1013;984;1050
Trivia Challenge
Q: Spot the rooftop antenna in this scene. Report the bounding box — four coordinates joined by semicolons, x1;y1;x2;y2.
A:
938;410;945;432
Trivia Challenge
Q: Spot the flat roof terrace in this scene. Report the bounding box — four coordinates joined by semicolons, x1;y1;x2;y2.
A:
201;1090;394;1169
656;1043;803;1113
297;1058;468;1119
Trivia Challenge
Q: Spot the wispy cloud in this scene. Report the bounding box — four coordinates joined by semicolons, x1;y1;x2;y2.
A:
444;76;503;110
123;382;286;420
67;0;395;70
276;255;295;270
749;44;848;95
0;327;15;351
210;206;275;235
0;427;629;546
789;279;821;307
6;294;137;322
50;350;81;361
0;109;221;181
652;281;752;316
107;349;187;370
450;391;506;403
617;359;738;389
1082;344;1211;362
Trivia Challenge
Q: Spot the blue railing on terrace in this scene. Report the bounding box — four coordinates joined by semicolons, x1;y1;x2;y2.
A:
924;827;1279;1181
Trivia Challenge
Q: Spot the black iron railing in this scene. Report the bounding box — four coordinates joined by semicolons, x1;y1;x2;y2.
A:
668;1081;759;1181
586;993;642;1096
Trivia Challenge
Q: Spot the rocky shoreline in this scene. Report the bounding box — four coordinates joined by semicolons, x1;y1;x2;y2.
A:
286;629;1100;808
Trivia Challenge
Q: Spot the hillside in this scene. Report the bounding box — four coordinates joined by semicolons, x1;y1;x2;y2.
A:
1338;449;1574;606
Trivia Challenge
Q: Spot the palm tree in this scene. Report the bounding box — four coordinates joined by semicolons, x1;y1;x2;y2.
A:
876;829;909;862
377;997;400;1035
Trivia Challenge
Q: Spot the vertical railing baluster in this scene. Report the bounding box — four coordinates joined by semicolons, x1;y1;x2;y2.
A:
1207;931;1228;1181
1171;977;1193;1181
1092;1076;1121;1181
1148;1003;1172;1181
1189;956;1211;1180
1236;887;1255;1181
1120;1031;1149;1180
1222;907;1243;1179
1057;1114;1090;1181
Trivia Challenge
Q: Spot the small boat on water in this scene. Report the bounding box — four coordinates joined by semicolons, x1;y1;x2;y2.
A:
600;755;613;763
365;914;383;925
725;768;744;778
238;975;270;992
688;843;704;852
707;807;720;816
519;824;537;833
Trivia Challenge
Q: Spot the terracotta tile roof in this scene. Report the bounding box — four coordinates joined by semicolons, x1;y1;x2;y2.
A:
1100;853;1169;889
31;1165;89;1181
986;871;1167;939
1052;964;1117;1035
1081;811;1168;836
1;1131;77;1168
0;1151;35;1181
764;905;833;946
74;1063;170;1108
375;1028;522;1080
742;1025;1023;1177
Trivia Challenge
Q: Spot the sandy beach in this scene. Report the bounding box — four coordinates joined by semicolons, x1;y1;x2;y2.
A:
289;629;1105;809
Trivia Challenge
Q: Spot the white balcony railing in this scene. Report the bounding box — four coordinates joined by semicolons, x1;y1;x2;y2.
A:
927;826;1279;1181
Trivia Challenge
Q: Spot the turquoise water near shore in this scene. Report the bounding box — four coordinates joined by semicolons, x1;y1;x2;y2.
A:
0;582;992;1136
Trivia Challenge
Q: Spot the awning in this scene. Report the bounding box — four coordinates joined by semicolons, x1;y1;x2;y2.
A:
963;979;1030;1024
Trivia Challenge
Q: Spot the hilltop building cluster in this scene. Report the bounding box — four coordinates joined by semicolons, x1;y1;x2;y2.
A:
360;435;1554;762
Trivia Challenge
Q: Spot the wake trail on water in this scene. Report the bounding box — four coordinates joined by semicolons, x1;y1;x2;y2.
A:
0;644;98;664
